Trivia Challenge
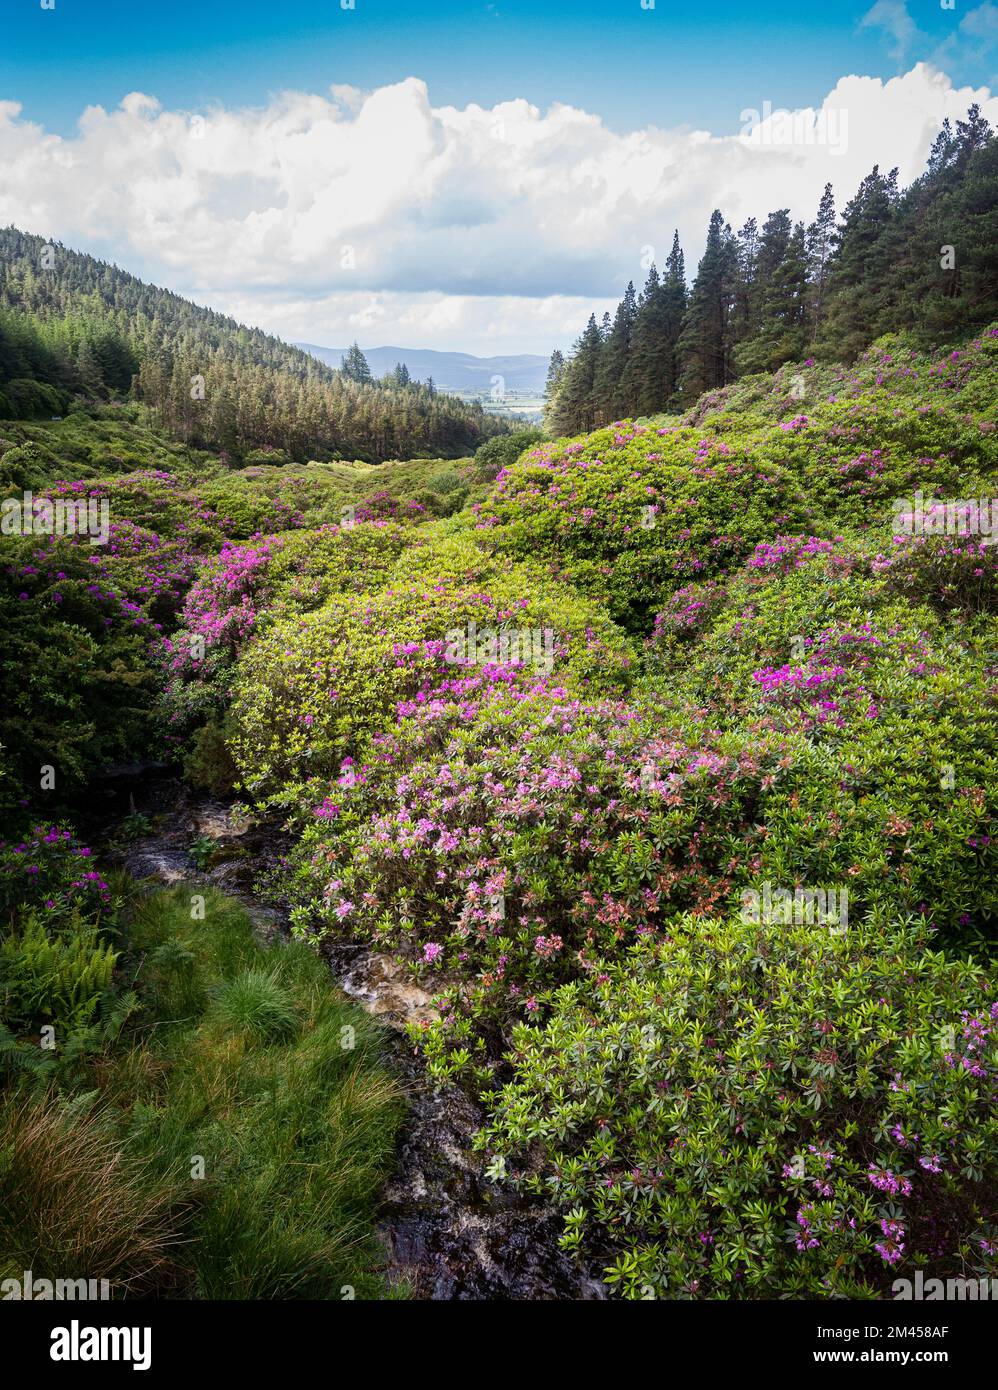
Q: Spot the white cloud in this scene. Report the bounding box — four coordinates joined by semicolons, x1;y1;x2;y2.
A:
0;64;994;355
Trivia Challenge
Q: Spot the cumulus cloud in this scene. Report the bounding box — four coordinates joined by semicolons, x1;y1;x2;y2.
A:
0;64;995;354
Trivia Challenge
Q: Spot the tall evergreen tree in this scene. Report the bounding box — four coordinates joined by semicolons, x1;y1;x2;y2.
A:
735;210;808;372
549;314;603;434
617;265;660;414
386;361;411;387
659;231;688;403
817;166;901;359
805;183;837;342
765;221;809;364
616;233;688;415
731;217;759;348
340;342;373;384
594;280;638;422
877;108;997;344
544;349;566;402
677;211;739;396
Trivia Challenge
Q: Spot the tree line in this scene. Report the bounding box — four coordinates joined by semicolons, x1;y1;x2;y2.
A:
0;229;505;462
547;106;998;434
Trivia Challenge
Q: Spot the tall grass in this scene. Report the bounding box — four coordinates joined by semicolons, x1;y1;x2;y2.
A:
0;1091;185;1292
1;884;404;1299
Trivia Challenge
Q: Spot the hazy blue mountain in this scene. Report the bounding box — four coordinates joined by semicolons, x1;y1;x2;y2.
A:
296;343;549;394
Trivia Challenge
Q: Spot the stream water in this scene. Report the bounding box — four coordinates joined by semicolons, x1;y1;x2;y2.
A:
87;766;607;1301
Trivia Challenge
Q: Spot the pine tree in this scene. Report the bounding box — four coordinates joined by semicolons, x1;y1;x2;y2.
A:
764;221;809;364
74;339;106;397
544;349;566;402
386;361;411;388
817;166;901;358
677;211;738;397
878;109;997;344
658;231;688;405
617;266;660;414
615;233;688;415
731;217;759;348
734;210;808;373
549;314;603;434
594;280;637;422
953;103;992;170
805;183;836;342
340;342;373;384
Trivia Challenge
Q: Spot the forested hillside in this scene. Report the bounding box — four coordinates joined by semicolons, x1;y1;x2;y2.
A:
548;106;998;432
0;229;505;462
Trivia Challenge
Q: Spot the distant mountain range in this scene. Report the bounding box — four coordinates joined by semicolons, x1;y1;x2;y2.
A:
296;343;549;395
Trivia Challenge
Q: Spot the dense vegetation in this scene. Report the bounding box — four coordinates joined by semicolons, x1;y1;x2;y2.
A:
4;314;996;1298
548;107;998;431
0;862;402;1298
250;330;995;1298
0;410;475;1298
0;227;506;461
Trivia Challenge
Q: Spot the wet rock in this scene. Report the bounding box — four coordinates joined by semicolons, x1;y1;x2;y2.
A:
378;1044;605;1299
324;943;444;1027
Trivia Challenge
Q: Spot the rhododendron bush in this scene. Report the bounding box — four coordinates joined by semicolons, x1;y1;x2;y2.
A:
474;425;812;631
478;916;998;1299
648;543;998;942
1;532;164;818
226;560;635;802
281;682;794;1070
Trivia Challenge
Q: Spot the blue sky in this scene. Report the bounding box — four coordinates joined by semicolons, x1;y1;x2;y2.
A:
1;1;996;355
3;0;991;138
